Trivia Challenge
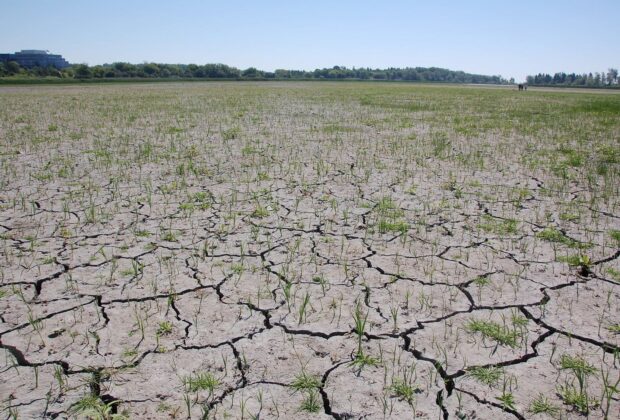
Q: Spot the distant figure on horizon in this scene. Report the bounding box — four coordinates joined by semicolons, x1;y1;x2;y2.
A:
518;83;527;91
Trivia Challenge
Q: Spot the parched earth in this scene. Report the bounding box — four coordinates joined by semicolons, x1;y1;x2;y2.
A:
0;82;619;419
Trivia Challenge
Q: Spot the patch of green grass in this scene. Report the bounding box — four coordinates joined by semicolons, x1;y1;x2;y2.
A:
121;348;138;359
606;324;620;334
473;276;490;287
388;378;420;405
184;371;219;393
251;206;270;218
559;212;580;222
556;254;592;275
69;395;126;420
496;392;517;411
466;366;503;387
256;171;270;181
377;219;409;234
559;354;597;377
192;191;211;203
376;196;403;217
556;254;582;266
291;371;321;391
166;126;184;134
161;230;178;242
179;202;195;213
431;132;451;157
595;145;620;175
41;256;55;264
375;196;408;234
536;227;567;243
350;352;380;369
557;145;585;168
571;97;620;115
156;402;173;413
557;354;598;414
537;227;591;249
222;127;240;140
478;215;518;235
511;313;528;328
230;263;244;275
156;321;173;336
300;389;321;412
241;144;257;155
528;394;559;415
606;268;620;282
465;318;522;348
558;384;598;414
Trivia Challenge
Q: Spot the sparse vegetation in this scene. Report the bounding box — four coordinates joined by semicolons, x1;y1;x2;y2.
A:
1;82;618;419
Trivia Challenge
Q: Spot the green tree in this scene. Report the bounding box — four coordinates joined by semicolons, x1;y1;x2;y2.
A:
91;66;105;78
142;63;159;76
73;64;92;79
607;68;618;85
242;67;263;78
5;61;21;75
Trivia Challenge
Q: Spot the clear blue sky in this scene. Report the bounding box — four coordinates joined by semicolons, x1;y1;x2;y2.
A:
1;0;619;82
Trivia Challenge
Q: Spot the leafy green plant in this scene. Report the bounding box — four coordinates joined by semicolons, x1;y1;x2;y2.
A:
556;253;592;276
576;254;592;276
388;378;420;406
350;351;380;370
496;391;516;411
528;394;559;415
300;389;321;412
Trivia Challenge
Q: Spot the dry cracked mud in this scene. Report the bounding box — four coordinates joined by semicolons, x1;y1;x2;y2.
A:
0;82;619;419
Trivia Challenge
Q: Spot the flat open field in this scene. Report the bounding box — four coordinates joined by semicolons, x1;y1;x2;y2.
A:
1;82;619;419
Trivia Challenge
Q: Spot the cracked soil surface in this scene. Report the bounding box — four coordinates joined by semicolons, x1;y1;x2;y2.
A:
0;82;619;419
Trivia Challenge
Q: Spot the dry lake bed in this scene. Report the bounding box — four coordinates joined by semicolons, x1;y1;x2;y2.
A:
0;82;619;419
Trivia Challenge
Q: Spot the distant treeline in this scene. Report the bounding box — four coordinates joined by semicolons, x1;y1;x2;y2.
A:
526;68;619;87
0;60;507;84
